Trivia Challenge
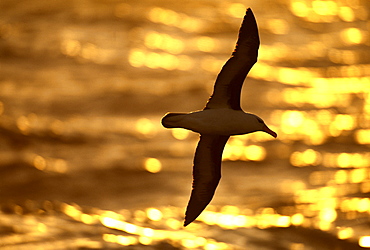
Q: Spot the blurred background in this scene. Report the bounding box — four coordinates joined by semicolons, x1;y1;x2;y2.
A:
1;0;370;249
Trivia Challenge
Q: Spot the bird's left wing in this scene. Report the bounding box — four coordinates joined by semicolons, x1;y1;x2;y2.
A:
204;8;259;110
184;134;229;226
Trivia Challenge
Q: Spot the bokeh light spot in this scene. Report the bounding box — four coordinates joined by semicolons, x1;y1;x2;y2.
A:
334;170;348;184
144;158;162;173
319;208;337;222
291;1;309;17
359;236;370;248
341;28;363;44
291;213;304;226
61;39;81;56
338;227;354;240
16;115;30;134
129;49;145;67
339;7;355;22
228;3;246;18
146;208;163;221
33;155;47;171
136;118;156;137
197;37;216;52
244;145;266;161
171;128;189;140
267;19;290;35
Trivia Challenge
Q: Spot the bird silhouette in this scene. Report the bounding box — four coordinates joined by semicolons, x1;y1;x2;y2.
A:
162;8;277;226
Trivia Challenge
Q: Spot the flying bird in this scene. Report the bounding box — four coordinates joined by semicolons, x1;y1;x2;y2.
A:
161;8;277;227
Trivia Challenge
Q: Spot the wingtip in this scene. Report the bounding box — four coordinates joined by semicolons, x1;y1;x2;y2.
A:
244;8;257;24
184;215;198;227
183;211;198;227
245;8;256;19
239;7;258;31
183;202;206;227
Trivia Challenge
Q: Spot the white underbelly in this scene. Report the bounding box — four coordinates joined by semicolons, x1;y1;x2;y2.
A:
182;109;248;135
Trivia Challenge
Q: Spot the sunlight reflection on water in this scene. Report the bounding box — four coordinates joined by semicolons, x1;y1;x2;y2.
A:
0;0;370;249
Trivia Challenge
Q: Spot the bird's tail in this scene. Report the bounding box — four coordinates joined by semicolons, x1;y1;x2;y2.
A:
161;112;187;128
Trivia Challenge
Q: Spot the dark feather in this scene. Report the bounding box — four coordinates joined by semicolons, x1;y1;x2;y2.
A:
204;8;260;110
184;134;229;226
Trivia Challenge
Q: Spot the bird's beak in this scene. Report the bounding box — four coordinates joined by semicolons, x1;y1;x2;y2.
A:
262;124;277;138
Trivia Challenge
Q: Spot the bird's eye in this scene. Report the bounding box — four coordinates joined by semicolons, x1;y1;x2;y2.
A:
257;118;263;124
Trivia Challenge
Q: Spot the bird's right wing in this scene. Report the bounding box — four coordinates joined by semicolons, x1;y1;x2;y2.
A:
184;134;229;226
204;8;260;110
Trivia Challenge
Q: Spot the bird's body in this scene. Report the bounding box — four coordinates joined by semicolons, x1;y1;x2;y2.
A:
161;8;277;227
162;109;271;136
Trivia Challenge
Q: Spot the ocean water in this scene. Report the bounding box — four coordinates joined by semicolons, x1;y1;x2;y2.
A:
1;0;370;249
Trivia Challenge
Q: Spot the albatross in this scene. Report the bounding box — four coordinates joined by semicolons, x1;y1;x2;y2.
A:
161;8;277;226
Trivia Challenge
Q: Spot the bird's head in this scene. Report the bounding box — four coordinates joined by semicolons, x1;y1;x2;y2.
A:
252;115;277;138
